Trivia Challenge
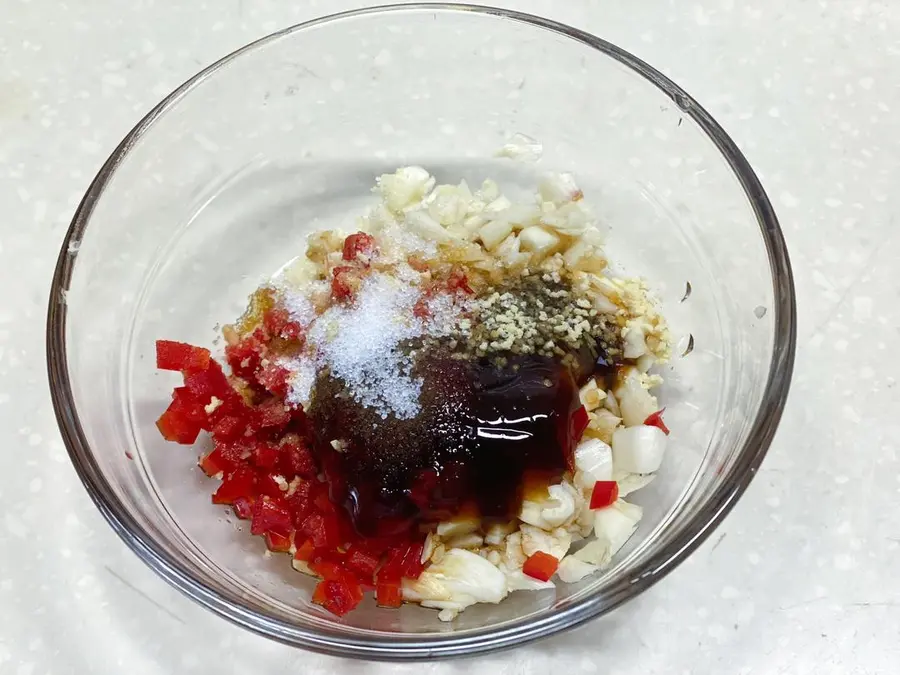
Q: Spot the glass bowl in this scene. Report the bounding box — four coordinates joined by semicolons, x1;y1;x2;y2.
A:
46;3;796;660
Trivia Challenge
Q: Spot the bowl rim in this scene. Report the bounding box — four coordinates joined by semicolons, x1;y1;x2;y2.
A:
46;2;797;661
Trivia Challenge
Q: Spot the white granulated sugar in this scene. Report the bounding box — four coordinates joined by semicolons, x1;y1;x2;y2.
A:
278;286;317;325
380;220;437;259
424;292;474;338
279;266;472;416
394;260;423;284
307;271;424;419
284;356;317;408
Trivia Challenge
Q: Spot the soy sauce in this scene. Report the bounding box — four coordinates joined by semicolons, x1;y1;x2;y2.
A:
308;350;602;537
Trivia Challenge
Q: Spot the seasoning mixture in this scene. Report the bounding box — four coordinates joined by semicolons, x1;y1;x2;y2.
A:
154;167;671;620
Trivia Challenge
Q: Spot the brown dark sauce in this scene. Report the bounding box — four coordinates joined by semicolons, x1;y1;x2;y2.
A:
308;345;614;537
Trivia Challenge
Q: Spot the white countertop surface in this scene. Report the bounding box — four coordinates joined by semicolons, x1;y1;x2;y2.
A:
2;0;899;672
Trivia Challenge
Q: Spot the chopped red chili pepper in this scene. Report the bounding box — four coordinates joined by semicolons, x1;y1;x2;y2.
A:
256;361;291;398
345;545;381;582
254;398;291;431
263;308;290;339
572;405;589;442
155;403;202;445
312;579;328;605
342;232;376;261
285;480;313;527
252;442;280;471
446;266;474;294
400;542;426;579
312;576;364;616
375;580;403;608
212;467;257;505
265;530;293;553
280;321;304;342
232;497;254;520
170;387;208;427
412;295;431;319
331;265;359;300
379;541;426;583
256;473;286;500
155;340;211;373
293;539;315;562
643;409;670;435
310;558;345;581
301;512;341;550
210;415;245;443
589;480;619;510
522;551;559;582
278;435;317;479
251;496;292;537
199;446;235;477
182;360;236;403
565;404;590;470
225;336;263;381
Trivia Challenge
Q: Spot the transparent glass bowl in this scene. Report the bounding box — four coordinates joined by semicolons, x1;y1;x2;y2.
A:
46;4;796;660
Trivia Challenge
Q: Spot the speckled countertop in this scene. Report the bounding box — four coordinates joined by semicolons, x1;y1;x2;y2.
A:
2;1;899;673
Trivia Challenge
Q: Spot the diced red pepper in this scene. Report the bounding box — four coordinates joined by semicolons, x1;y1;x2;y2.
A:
255;398;291;430
522;551;559;582
212;467;257;505
257;473;287;500
293;538;316;562
225;336;263;381
565;404;590;470
379;541;426;582
171;387;208;426
265;530;293;553
251;497;292;537
156;387;206;445
198;446;236;477
589;480;619;510
263;308;289;339
213;440;254;469
279;435;317;479
377;549;403;584
301;512;341;550
342;232;376;261
375;580;403;608
232;497;254;520
412;295;431;320
211;415;246;443
253;442;280;470
446;266;474;294
312;580;328;605
400;542;425;579
256;362;290;398
156;406;200;445
572;405;589;442
280;321;304;342
183;361;236;405
331;265;360;301
313;485;337;516
312;576;364;617
285;480;313;527
155;340;211;373
643;409;670;435
345;545;381;582
310;558;345;581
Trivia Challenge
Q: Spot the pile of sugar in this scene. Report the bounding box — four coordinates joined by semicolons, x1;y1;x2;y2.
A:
283;270;473;420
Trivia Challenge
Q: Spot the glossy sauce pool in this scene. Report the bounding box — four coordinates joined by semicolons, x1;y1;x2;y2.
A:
308;350;604;537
